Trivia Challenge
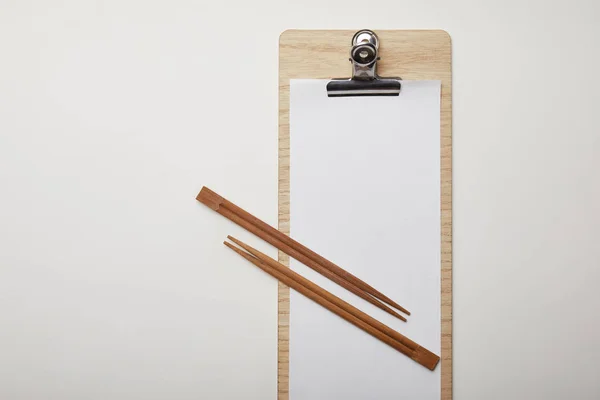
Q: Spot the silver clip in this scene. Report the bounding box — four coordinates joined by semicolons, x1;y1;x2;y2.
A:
327;29;401;97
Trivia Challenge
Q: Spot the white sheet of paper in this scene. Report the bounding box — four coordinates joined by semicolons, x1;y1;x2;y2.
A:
289;80;441;400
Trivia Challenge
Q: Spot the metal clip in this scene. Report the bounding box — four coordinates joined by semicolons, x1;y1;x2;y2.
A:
327;29;401;97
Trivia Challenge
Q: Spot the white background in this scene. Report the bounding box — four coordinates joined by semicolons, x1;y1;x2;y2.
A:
0;1;599;399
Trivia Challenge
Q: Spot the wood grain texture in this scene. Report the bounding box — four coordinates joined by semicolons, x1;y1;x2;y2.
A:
278;30;452;399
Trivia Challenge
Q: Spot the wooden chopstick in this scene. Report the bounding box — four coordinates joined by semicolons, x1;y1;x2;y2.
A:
224;236;439;371
197;186;410;319
228;236;416;351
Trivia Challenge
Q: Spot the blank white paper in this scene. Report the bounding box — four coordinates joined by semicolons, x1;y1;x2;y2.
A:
289;80;441;400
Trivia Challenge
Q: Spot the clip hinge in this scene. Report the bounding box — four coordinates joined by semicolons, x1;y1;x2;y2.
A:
350;30;381;81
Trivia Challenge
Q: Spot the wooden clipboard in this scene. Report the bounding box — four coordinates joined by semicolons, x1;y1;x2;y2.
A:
278;30;452;400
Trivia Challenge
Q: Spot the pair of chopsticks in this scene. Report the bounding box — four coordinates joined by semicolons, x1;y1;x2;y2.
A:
197;186;440;370
196;186;410;322
224;235;439;371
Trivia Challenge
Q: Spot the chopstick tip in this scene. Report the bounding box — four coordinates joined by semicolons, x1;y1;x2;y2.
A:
227;236;245;247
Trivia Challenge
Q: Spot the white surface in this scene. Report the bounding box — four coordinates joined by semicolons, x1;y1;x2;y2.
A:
289;80;440;399
0;1;599;399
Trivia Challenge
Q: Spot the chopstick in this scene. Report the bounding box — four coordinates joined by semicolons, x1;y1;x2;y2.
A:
228;236;415;350
224;236;439;371
197;186;410;320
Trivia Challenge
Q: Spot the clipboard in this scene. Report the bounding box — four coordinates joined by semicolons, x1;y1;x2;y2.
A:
278;29;452;399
